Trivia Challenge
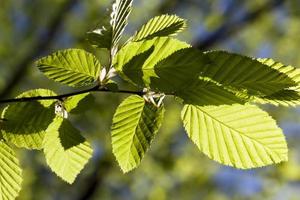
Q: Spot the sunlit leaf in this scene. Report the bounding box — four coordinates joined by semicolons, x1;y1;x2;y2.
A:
0;140;23;200
181;104;288;169
43;117;93;184
115;37;207;93
132;14;187;41
36;49;101;87
111;0;133;47
111;95;164;173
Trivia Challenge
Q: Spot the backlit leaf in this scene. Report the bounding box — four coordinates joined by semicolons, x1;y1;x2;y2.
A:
43;117;93;184
181;104;288;169
1;89;56;149
111;95;164;173
0;140;23;200
36;49;101;87
132;14;187;41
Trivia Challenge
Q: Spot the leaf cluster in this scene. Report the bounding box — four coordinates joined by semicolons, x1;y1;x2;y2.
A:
1;0;299;199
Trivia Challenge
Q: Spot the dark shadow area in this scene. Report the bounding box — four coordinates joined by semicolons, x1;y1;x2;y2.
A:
2;101;55;135
59;119;85;150
123;45;155;87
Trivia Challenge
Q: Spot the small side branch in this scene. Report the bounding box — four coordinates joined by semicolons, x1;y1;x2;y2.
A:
0;86;145;104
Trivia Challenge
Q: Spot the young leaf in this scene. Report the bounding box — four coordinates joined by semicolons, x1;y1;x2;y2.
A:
36;49;101;87
181;104;288;169
114;37;207;93
111;0;133;48
43;117;93;184
132;14;187;41
111;95;164;173
202;51;298;96
1;89;56;149
0;140;23;200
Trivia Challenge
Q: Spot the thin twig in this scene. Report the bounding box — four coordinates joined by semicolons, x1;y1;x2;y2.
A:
0;85;145;104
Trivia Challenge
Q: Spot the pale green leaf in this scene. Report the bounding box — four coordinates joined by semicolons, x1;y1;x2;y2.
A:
0;140;23;200
111;95;164;173
111;0;133;47
202;51;298;96
132;14;187;41
181;104;288;169
114;37;207;93
36;49;101;87
43;117;93;184
1;89;56;149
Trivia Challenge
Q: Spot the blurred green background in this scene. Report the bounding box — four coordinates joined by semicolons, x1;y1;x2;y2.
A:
1;0;300;199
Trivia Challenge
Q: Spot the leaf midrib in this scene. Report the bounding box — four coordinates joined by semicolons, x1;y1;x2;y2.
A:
195;106;282;157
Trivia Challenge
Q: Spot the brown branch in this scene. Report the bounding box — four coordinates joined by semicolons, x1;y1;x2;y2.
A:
0;0;79;99
193;0;285;50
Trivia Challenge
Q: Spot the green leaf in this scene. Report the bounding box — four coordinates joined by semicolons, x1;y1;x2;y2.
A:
132;14;187;42
202;51;298;96
257;58;300;85
249;58;300;106
105;80;119;92
1;89;56;149
86;0;132;50
86;16;112;49
0;140;23;200
43;117;93;184
114;37;207;93
36;49;101;87
111;95;164;173
176;79;246;106
181;104;288;169
64;93;90;113
111;0;133;47
253;89;300;107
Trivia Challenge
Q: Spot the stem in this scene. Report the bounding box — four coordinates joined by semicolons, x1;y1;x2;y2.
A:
0;86;145;104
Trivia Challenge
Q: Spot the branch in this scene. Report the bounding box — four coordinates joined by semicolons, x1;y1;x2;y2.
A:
193;0;285;50
0;0;79;99
0;85;144;104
